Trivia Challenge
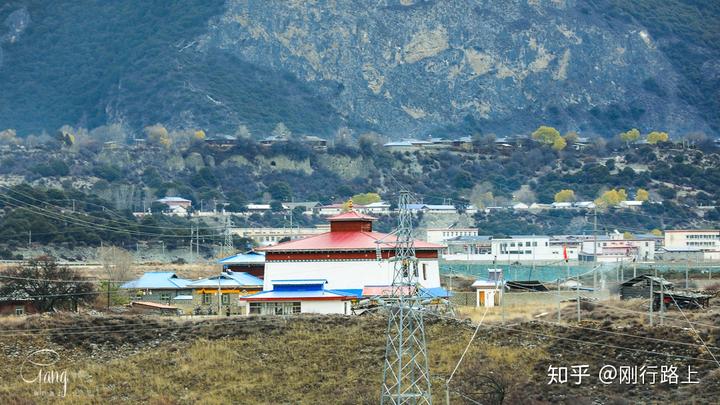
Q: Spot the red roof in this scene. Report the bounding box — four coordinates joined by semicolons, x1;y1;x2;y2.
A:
257;231;443;252
327;211;377;221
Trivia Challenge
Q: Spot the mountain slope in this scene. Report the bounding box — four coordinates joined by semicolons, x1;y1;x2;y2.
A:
0;1;718;138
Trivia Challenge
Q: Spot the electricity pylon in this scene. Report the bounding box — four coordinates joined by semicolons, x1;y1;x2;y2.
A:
380;191;432;404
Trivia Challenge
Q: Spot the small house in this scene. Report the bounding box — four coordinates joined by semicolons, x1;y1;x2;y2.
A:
0;298;39;316
620;274;672;300
156;197;192;210
120;272;192;304
472;280;502;308
188;271;263;315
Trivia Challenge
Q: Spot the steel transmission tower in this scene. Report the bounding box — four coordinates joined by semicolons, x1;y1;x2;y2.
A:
223;216;233;257
381;191;433;404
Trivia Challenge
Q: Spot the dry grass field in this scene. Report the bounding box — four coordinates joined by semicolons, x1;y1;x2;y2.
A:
1;300;719;404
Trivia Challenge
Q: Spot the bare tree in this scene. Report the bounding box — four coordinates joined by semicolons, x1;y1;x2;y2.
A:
0;256;96;312
98;246;134;282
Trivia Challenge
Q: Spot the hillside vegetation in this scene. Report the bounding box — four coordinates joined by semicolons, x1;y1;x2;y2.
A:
0;1;718;136
0;132;719;253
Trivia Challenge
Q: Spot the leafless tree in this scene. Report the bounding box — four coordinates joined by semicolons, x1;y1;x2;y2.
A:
0;256;97;312
98;246;134;282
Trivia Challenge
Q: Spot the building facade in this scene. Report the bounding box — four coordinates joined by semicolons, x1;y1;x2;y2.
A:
188;271;263;315
664;230;720;260
257;211;445;297
231;226;328;246
425;227;478;244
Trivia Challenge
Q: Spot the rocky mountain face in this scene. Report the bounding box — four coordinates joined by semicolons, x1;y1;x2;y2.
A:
0;1;717;138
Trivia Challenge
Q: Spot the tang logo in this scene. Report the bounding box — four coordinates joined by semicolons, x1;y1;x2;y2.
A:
20;349;68;397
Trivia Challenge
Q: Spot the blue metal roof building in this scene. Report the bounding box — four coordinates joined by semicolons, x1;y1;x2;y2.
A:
120;272;191;290
188;271;264;289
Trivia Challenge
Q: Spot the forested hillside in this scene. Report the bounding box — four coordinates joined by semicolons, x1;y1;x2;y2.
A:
1;132;719;255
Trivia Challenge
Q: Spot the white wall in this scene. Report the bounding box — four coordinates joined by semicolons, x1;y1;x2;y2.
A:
263;259;442;292
301;300;348;314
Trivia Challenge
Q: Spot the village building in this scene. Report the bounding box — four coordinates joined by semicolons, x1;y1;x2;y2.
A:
664;230;720;260
407;204;457;215
425;227;479;245
254;211;446;313
317;202;391;216
218;251;266;279
578;234;656;262
472;269;504;308
120;272;192;304
231;226;328;246
620;274;672;300
188;271;263;315
156;197;192;210
0;297;39;316
240;279;355;315
245;203;272;215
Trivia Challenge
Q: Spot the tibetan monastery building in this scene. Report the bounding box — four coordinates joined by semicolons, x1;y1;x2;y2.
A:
256;211;446;297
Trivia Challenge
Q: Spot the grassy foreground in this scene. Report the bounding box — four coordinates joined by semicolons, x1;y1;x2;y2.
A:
0;312;718;404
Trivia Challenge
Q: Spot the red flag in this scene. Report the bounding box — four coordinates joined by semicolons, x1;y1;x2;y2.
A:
563;245;568;262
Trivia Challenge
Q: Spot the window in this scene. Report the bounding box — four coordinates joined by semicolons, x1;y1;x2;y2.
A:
525;242;531;247
160;293;170;301
15;306;24;316
221;294;229;304
422;264;428;280
202;293;212;304
249;302;261;314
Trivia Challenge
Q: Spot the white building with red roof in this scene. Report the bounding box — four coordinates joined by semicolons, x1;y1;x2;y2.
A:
254;211;446;299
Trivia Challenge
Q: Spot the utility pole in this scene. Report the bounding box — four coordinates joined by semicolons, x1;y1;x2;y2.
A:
190;226;194;263
660;278;664;325
593;207;598;263
649;278;654;326
557;276;561;322
28;230;31;249
685;260;690;289
380;191;432;405
576;274;581;323
107;280;111;310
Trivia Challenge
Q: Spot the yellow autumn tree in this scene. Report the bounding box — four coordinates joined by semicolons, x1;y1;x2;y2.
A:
554;189;575;203
144;124;171;149
531;126;561;145
636;188;649;201
619;128;640;146
623;231;635;240
595;188;627;207
193;130;206;141
552;136;567;151
650;229;663;237
351;192;381;205
646;131;669;144
341;199;354;212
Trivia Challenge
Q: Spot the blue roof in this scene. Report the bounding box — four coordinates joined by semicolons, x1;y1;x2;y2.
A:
218;251;266;265
241;279;354;300
188;271;263;288
241;287;353;301
419;287;451;298
333;288;364;298
120;272;191;290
